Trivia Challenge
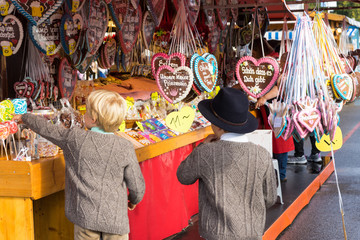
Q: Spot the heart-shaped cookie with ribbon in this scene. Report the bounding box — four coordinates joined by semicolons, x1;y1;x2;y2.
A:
103;38;116;68
60;13;83;55
340;54;356;74
292;111;309;139
58;57;77;99
151;52;186;77
0;0;15;16
29;13;62;55
165;106;195;133
142;11;155;49
297;108;321;132
193;54;218;92
146;0;165;26
331;73;353;100
236;56;279;98
86;0;108;56
0;15;24;56
117;3;141;54
14;81;28;97
156;65;194;104
11;0;64;26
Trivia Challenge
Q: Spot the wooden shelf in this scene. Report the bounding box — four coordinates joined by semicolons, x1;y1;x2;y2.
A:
0;126;212;199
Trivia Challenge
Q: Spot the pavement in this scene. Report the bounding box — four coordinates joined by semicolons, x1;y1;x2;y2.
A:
278;99;360;240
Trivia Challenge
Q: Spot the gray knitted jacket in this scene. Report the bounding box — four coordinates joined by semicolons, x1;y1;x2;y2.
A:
23;114;145;235
177;141;277;240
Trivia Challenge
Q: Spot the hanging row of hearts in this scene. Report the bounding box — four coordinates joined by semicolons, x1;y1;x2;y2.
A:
259;13;360;143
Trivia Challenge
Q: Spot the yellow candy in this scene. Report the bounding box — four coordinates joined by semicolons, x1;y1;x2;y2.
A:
0;100;14;121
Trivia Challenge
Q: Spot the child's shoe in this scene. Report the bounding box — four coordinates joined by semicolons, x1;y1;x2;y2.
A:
288;155;307;164
308;153;322;163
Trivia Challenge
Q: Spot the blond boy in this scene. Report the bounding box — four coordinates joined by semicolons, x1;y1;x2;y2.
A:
15;90;145;240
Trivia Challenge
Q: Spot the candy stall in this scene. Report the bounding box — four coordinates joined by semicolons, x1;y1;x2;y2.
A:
0;0;359;239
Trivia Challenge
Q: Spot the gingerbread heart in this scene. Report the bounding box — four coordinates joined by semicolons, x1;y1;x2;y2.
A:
297;108;321;132
282;115;294;141
193;55;218;92
151;52;186;77
142;11;155;49
86;0;108;56
108;0;127;30
0;15;24;56
340;54;356;74
103;38;116;68
117;3;141;54
292;112;309;139
11;0;64;26
24;81;35;98
236;56;279;98
29;13;62;55
331;74;353;101
14;81;28;97
146;0;165;26
156;65;194;104
60;13;83;55
58;57;77;99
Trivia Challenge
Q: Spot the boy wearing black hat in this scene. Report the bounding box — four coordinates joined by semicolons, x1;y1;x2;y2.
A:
177;87;277;240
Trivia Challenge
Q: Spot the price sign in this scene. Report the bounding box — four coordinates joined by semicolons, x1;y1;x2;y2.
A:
316;126;343;152
165;106;195;133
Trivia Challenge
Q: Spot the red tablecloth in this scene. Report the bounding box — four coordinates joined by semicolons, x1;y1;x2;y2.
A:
128;143;199;240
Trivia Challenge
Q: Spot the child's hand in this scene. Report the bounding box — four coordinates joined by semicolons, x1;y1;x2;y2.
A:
203;134;219;143
128;202;136;210
12;114;23;124
255;97;267;109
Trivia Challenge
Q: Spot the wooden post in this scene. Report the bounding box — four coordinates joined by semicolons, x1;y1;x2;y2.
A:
1;55;7;99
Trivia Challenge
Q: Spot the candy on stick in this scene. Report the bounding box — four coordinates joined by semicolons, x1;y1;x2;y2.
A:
11;98;27;114
0;100;15;122
8;121;18;157
0;122;10;160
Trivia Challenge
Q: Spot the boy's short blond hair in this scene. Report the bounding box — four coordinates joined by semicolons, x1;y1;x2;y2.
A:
86;90;127;132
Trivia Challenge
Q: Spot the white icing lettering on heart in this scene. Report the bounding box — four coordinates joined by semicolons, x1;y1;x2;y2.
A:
156;65;194;104
236;56;279;98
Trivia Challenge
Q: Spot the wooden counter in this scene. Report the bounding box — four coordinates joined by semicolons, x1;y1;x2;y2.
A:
0;126;212;240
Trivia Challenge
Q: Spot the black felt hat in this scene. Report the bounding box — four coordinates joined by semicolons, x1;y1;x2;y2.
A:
198;87;258;134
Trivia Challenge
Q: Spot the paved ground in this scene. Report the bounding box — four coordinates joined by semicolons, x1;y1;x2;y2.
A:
278;99;360;240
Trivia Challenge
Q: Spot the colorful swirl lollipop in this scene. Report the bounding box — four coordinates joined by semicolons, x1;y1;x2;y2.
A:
0;100;15;121
11;98;27;115
8;121;18;134
0;122;10;140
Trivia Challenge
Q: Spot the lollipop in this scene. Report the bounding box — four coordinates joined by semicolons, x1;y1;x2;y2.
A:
0;100;15;122
11;98;27;115
8;121;18;157
8;121;18;134
0;122;10;160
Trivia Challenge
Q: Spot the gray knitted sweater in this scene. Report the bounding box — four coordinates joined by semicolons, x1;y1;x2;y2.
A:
23;114;145;235
177;141;277;240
